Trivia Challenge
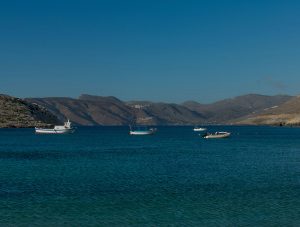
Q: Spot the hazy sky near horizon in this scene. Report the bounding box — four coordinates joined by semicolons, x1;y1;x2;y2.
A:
1;0;300;103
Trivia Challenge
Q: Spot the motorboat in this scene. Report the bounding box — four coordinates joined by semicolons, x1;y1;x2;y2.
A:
35;120;75;134
193;126;207;132
129;126;157;135
202;131;230;139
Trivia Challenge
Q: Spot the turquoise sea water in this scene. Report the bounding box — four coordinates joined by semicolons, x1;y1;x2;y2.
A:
0;126;300;226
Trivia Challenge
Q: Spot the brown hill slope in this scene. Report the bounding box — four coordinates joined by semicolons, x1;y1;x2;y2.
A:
0;94;60;128
26;95;134;126
183;94;292;123
26;94;293;126
27;95;206;126
236;96;300;125
126;101;206;125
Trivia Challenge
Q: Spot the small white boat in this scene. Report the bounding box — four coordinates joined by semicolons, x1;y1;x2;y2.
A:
193;126;207;132
35;120;75;134
202;131;230;139
129;126;157;135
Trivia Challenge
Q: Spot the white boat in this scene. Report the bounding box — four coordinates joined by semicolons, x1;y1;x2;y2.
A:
129;126;157;135
193;126;207;132
202;131;230;139
35;120;75;134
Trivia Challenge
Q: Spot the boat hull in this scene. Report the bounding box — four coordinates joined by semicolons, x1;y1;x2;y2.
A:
35;128;75;134
129;131;155;135
203;132;230;139
193;128;206;132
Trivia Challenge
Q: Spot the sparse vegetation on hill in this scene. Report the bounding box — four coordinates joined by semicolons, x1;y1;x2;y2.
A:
0;95;60;128
1;93;297;127
26;94;294;126
236;96;300;126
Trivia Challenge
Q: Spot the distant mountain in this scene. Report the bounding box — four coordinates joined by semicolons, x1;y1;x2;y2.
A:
126;101;205;125
2;93;294;128
0;94;60;128
26;95;134;126
183;94;292;124
79;94;124;104
26;95;206;126
236;96;300;126
25;93;293;126
23;93;299;126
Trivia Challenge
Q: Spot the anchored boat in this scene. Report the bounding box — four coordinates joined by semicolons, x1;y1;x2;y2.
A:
202;131;230;139
129;126;157;135
35;120;75;134
193;126;207;132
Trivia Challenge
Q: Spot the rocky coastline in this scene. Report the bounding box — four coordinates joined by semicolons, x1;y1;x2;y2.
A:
0;95;60;128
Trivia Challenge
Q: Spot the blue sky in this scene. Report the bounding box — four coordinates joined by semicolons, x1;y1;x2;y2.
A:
1;0;300;103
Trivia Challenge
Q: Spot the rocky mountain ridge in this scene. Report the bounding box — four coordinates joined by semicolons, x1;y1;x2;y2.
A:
25;93;294;126
0;95;60;128
235;95;300;126
26;94;205;126
1;93;297;128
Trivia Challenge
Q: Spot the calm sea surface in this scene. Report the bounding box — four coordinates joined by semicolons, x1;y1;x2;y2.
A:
0;126;299;226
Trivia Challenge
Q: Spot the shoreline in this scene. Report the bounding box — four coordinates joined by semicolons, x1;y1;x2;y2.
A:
0;124;299;129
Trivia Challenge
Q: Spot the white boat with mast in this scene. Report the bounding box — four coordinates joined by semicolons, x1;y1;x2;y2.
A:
35;120;75;134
